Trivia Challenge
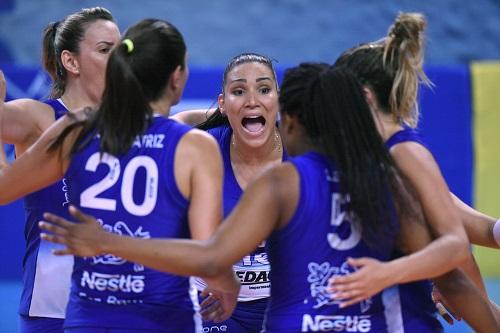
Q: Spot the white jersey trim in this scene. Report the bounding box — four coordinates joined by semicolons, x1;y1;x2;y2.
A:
382;285;404;333
190;277;203;333
29;239;73;318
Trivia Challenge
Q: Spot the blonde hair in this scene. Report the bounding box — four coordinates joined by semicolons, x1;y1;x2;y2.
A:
334;12;433;128
383;12;433;127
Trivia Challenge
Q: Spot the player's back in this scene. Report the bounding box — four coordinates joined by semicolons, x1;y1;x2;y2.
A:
264;151;400;333
63;115;200;332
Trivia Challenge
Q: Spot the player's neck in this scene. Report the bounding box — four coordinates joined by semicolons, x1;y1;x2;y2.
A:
372;109;403;142
149;96;173;117
61;85;99;112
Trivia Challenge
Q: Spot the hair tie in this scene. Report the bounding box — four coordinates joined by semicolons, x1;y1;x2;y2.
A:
122;39;134;54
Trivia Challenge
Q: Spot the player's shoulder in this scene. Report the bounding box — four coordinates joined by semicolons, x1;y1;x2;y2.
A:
183;127;218;145
7;98;56;121
177;128;220;160
391;140;434;165
257;162;299;198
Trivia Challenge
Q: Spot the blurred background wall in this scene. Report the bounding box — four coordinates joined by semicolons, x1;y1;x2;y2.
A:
1;0;500;65
0;1;499;332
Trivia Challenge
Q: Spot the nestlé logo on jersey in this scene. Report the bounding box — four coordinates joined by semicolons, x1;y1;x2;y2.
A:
302;314;371;332
81;271;145;293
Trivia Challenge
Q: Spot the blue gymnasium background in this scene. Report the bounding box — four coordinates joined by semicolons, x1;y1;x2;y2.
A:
1;1;499;332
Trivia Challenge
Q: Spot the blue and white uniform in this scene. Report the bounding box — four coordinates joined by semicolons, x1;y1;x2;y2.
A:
62;116;201;332
264;151;401;333
385;127;443;333
193;123;286;332
20;99;72;333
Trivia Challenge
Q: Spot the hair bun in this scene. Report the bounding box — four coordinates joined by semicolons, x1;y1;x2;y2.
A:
389;12;426;41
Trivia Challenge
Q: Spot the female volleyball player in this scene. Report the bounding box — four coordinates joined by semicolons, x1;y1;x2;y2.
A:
177;52;284;333
330;11;499;332
0;7;120;333
1;18;237;332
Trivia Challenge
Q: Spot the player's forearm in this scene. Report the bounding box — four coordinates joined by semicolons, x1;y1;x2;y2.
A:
459;253;488;296
171;109;215;126
386;234;468;284
452;192;499;248
463;212;498;249
434;269;499;333
101;233;229;277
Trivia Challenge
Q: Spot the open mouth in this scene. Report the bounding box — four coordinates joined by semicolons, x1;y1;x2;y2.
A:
242;116;266;133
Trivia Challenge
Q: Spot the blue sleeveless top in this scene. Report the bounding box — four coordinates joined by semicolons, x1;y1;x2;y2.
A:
20;98;73;318
386;127;443;333
194;123;287;302
264;151;401;332
63;116;201;332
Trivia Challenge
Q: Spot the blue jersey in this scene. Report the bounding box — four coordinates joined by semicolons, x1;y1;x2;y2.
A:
20;98;73;319
386;127;443;333
264;152;401;333
63;116;201;332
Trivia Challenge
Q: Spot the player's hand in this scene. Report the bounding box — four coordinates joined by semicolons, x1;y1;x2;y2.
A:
199;291;225;322
39;205;107;257
432;283;461;325
328;257;392;308
201;272;240;323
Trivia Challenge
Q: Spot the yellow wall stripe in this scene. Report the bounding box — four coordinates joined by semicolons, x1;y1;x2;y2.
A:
471;61;500;277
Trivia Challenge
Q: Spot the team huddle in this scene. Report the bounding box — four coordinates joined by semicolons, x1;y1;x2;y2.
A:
1;6;500;333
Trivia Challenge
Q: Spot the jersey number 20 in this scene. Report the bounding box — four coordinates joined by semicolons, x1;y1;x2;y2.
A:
80;152;159;216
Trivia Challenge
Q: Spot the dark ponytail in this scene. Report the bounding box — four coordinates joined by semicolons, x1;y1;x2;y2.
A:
42;21;60;94
196;107;228;130
90;41;152;155
280;63;407;247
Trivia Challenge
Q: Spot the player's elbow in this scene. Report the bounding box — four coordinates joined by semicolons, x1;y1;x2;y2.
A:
448;234;469;267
